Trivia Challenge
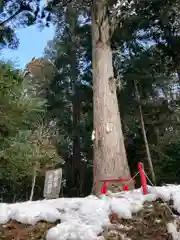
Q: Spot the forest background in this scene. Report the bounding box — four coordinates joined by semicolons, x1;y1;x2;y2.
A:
0;0;179;201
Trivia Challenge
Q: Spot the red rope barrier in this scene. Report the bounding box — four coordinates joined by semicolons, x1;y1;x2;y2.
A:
99;162;148;196
100;177;134;195
99;178;132;183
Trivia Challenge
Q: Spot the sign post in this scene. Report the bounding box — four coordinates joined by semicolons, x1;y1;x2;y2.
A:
43;168;62;199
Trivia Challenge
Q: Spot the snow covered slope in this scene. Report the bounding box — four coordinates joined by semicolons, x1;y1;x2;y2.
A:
0;185;180;240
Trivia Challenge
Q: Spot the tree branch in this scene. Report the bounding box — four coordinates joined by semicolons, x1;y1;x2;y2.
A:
0;2;33;27
0;9;22;26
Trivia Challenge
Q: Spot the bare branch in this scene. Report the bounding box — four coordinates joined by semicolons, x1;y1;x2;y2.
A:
0;2;33;27
0;9;22;26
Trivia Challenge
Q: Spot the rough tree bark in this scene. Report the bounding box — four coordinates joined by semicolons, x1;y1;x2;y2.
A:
92;0;132;193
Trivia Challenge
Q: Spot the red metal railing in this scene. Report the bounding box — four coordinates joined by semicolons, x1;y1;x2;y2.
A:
99;162;148;195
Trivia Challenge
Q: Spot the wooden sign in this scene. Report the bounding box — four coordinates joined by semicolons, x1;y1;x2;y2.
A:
43;168;62;199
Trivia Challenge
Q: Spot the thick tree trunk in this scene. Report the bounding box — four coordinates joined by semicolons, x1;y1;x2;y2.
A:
92;1;132;193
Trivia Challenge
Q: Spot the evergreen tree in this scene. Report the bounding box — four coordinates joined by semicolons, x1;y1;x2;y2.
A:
43;7;93;196
0;60;60;201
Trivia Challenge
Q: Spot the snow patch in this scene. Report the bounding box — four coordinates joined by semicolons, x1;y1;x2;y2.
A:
0;203;11;224
0;185;180;239
46;221;98;240
167;221;180;240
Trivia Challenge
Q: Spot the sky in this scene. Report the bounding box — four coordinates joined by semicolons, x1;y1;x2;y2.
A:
1;24;55;69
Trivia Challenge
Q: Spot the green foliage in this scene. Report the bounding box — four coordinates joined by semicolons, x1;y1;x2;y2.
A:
43;8;93;196
0;130;35;180
33;0;180;194
0;62;45;134
44;17;92;160
112;1;180;182
30;120;60;171
2;0;180;199
0;61;60;194
151;131;180;184
0;0;53;50
41;0;180;194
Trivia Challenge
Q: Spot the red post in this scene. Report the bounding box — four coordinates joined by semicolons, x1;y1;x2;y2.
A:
101;181;108;194
138;162;148;195
123;185;129;191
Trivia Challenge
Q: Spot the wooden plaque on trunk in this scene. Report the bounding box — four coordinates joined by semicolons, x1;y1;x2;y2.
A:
43;168;62;199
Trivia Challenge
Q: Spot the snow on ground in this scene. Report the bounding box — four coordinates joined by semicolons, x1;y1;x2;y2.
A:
0;185;180;240
167;221;180;240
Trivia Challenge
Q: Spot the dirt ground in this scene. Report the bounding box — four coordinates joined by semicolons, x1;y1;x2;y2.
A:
103;199;177;240
0;221;58;240
0;200;178;240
